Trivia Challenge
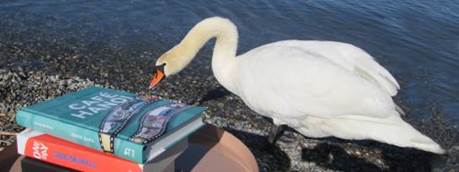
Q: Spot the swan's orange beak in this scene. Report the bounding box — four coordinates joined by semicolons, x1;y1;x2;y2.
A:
149;67;165;90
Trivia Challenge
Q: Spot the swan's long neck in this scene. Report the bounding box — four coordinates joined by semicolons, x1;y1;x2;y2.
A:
177;17;239;93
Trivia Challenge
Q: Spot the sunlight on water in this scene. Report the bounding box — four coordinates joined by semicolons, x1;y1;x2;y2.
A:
0;0;458;126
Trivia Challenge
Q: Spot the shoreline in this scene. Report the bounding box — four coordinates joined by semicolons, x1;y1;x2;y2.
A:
1;62;457;171
0;38;457;171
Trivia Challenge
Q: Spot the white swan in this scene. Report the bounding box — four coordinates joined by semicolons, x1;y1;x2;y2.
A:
149;17;445;154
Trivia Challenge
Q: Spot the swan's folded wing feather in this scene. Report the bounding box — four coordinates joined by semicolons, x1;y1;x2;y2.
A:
238;44;396;119
262;40;399;96
318;42;400;96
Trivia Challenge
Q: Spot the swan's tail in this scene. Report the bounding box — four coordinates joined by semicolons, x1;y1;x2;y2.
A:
366;117;445;154
300;115;445;154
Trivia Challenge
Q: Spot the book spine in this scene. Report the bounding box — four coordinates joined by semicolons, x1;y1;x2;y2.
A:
16;110;145;163
17;131;143;172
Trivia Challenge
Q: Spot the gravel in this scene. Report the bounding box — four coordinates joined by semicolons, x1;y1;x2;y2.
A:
0;68;96;151
0;42;458;171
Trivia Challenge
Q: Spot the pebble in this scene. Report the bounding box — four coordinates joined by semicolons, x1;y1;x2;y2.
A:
0;68;95;152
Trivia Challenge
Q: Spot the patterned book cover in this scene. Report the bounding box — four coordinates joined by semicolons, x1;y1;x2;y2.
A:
17;129;187;172
16;87;204;163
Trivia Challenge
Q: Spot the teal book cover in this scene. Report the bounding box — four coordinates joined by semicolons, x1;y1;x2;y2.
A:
16;87;206;163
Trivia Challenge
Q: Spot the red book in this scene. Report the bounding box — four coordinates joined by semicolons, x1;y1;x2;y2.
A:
17;129;187;172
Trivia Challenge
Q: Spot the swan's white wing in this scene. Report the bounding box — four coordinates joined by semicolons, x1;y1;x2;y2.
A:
236;40;398;119
234;40;444;154
256;40;400;96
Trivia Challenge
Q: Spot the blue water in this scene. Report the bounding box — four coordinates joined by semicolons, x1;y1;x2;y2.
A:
1;0;458;127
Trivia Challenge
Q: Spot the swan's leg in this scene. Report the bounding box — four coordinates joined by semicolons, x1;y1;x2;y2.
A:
267;124;288;144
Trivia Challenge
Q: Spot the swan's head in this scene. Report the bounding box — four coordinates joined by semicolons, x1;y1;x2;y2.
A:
149;16;237;90
149;45;194;89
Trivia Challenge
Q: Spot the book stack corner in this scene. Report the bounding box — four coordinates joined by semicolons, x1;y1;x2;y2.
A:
15;87;206;172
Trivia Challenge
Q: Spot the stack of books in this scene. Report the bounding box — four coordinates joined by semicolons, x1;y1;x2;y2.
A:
15;87;206;172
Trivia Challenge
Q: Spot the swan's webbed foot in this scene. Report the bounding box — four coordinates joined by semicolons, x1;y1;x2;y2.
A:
267;124;288;144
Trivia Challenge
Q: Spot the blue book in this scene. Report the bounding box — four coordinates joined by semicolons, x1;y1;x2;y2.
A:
16;87;205;163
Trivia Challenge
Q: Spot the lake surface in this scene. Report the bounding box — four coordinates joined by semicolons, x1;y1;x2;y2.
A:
1;0;458;126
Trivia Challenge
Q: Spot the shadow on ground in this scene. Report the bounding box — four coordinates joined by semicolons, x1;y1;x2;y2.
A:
301;138;435;172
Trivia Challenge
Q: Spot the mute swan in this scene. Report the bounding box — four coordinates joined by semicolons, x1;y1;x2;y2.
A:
149;17;445;154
